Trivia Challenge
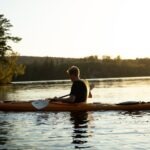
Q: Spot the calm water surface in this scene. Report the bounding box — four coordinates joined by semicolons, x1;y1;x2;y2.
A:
0;77;150;149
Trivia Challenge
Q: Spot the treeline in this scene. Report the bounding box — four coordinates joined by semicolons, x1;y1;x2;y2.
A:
13;55;150;81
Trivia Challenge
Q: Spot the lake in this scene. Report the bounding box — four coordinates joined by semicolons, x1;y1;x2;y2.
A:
0;77;150;149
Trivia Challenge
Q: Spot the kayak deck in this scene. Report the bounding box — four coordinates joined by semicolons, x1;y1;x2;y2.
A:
0;101;150;112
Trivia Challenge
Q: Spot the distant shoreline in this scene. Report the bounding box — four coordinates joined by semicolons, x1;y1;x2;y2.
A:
12;76;150;85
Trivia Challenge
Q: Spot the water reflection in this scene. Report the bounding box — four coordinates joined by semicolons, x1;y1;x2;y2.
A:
0;85;14;101
36;113;49;125
70;111;92;149
120;110;150;117
0;113;14;149
0;121;10;146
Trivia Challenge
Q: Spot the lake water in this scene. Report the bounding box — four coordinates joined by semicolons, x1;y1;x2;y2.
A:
0;77;150;149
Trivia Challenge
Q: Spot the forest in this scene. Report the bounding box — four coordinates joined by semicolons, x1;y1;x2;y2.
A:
13;55;150;81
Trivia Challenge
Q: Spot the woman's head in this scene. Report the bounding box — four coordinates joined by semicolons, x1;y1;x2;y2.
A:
67;66;80;81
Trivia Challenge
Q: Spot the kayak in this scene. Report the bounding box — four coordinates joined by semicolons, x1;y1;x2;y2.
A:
0;100;150;112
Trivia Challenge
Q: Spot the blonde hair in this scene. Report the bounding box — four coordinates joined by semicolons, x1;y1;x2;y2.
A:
67;66;80;76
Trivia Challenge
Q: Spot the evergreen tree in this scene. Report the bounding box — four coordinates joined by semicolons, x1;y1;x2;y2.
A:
0;14;25;84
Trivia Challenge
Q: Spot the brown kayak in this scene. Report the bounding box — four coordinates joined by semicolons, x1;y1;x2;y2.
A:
0;101;150;112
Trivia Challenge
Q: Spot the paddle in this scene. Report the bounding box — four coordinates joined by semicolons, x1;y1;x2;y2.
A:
31;94;70;110
55;94;70;99
32;83;95;110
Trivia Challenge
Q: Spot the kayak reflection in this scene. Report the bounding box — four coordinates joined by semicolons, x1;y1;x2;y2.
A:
70;111;93;149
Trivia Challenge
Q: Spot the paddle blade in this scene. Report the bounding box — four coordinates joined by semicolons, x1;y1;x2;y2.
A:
32;100;49;110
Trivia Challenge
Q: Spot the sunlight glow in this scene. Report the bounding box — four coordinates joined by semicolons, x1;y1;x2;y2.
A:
1;0;150;58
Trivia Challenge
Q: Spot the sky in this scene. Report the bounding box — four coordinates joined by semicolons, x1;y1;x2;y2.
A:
1;0;150;59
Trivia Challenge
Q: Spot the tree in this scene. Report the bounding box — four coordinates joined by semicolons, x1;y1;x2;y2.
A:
0;14;25;84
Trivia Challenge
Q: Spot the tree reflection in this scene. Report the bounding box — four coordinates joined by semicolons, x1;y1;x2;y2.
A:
0;85;15;102
70;111;92;149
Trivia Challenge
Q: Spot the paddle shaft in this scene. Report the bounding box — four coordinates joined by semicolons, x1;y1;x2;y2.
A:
58;94;70;99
